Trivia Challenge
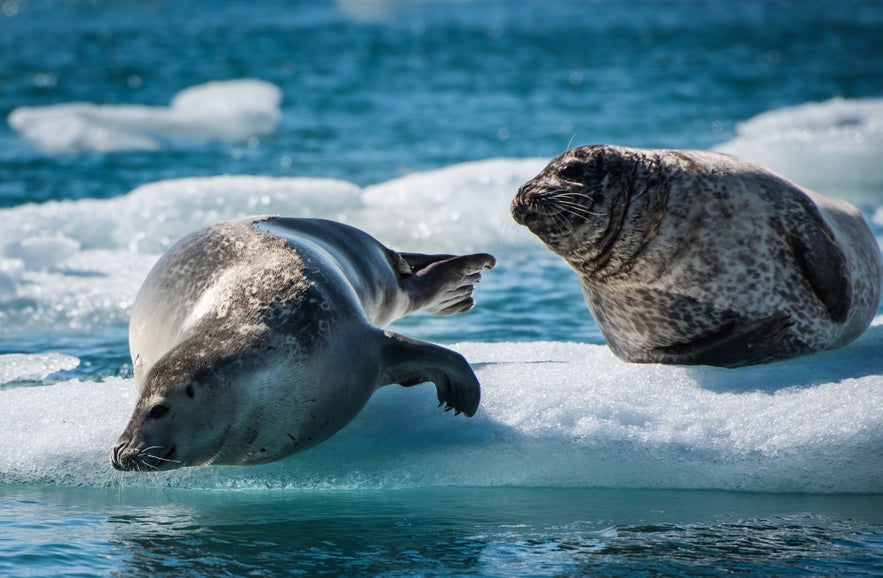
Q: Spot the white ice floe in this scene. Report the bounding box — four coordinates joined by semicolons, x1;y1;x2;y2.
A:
714;97;883;201
0;330;880;493
360;157;548;253
7;79;282;154
0;160;550;331
0;352;79;386
0;154;880;493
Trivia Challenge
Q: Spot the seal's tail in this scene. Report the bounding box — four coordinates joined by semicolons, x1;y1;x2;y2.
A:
400;252;496;316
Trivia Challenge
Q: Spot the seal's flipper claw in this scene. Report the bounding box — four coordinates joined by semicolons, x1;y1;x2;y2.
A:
404;252;496;316
379;331;481;417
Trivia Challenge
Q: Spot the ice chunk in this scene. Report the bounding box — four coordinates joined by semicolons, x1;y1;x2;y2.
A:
0;353;80;386
0;332;879;492
2;236;81;270
359;157;548;253
714;98;883;200
8;79;282;154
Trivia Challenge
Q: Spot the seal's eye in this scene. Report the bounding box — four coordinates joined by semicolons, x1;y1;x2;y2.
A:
148;404;169;420
559;163;584;181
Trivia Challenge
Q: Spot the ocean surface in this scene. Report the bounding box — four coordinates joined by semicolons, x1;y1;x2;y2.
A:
2;0;883;575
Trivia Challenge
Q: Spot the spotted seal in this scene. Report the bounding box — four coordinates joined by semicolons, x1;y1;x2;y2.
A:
111;216;495;471
511;144;882;367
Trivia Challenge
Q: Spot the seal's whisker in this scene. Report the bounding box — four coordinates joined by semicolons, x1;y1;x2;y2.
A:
544;190;587;199
547;192;600;206
552;201;605;218
551;212;571;233
547;199;605;218
537;189;603;213
557;207;592;222
547;189;592;200
151;454;182;465
561;208;604;219
135;444;181;466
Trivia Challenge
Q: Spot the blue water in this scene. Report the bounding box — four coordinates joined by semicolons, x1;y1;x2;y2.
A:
2;0;883;575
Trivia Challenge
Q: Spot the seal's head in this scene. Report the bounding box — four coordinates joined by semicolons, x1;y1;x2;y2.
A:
512;145;668;277
110;353;243;472
511;145;632;246
110;331;312;471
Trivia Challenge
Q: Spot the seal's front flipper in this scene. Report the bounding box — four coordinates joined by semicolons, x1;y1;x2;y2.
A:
378;331;481;416
400;252;496;316
788;220;852;324
649;312;796;368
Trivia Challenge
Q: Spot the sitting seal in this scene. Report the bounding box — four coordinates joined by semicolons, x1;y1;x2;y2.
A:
111;216;495;471
512;144;882;367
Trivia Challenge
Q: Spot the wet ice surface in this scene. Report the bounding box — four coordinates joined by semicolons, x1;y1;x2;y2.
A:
2;331;881;493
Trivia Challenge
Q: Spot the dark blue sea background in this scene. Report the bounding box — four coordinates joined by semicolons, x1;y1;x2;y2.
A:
1;0;882;575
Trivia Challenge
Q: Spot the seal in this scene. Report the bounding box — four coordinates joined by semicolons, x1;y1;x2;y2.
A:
511;144;882;367
111;216;496;471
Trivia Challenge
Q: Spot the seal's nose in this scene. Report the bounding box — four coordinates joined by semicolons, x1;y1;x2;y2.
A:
110;439;130;471
510;183;536;225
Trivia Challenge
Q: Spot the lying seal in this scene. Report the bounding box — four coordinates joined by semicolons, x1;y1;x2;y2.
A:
512;145;882;367
111;216;495;471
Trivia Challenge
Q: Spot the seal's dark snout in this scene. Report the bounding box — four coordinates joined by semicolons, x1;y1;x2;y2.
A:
511;182;538;226
110;439;130;471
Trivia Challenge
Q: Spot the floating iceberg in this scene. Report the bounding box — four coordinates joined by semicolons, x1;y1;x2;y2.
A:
7;79;282;154
0;334;880;493
715;97;883;200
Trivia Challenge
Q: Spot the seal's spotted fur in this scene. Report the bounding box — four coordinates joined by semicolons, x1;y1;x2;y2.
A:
512;145;881;367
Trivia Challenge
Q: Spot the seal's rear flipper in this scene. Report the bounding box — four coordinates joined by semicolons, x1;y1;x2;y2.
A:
649;311;796;368
378;331;481;416
399;252;457;271
400;252;496;316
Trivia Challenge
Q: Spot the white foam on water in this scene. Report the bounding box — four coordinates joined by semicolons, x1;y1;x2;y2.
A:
714;97;883;201
0;328;880;492
7;79;282;154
